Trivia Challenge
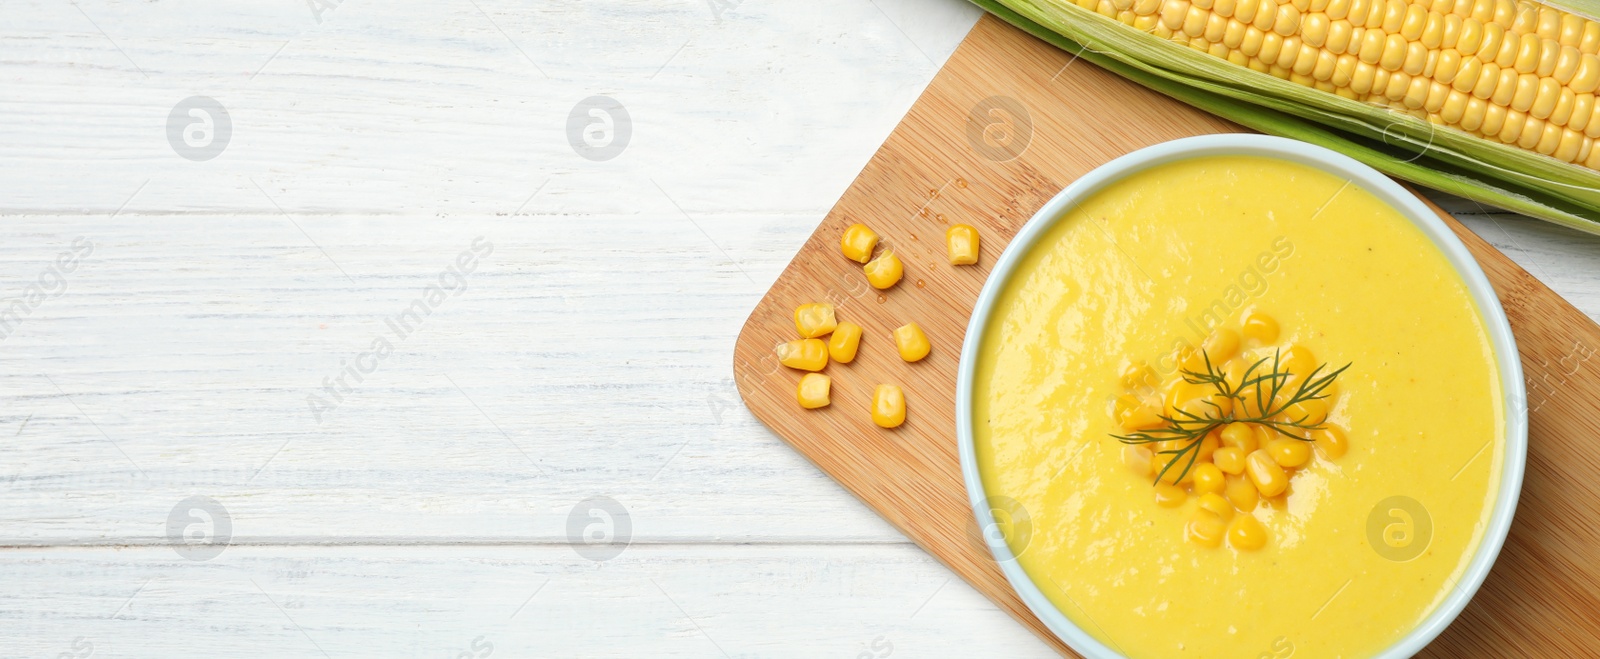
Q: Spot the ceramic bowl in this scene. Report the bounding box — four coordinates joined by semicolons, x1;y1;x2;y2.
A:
955;134;1527;659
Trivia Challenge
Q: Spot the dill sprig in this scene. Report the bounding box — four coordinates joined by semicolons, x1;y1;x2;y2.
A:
1112;348;1350;486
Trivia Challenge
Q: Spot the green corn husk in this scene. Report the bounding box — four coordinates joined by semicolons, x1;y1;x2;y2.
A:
1565;0;1600;14
969;0;1600;235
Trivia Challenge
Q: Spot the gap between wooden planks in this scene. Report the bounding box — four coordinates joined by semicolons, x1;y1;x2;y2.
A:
734;14;1600;658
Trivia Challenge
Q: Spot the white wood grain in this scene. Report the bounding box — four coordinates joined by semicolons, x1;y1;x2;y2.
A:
0;214;908;544
1457;213;1600;321
0;545;1051;657
2;0;1598;656
0;0;972;217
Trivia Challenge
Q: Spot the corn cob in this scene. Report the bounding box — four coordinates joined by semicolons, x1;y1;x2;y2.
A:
1113;0;1600;167
977;0;1600;233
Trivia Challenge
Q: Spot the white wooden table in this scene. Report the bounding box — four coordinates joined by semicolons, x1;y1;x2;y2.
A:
3;1;1598;656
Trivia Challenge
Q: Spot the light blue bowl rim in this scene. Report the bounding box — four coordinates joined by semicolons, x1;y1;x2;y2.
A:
954;134;1528;659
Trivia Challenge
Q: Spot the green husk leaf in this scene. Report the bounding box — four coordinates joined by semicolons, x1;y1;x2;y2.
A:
968;0;1600;234
1008;0;1600;205
1546;0;1600;19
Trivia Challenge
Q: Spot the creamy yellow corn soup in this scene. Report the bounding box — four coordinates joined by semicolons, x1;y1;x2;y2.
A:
972;155;1502;658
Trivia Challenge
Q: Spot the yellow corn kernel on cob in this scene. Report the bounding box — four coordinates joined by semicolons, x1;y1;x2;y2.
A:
1101;0;1600;169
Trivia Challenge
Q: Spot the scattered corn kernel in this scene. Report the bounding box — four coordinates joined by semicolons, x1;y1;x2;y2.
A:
1241;310;1280;343
871;384;906;428
1268;437;1313;467
1186;510;1227;547
775;339;829;372
797;373;831;409
828;321;863;363
1225;474;1260;511
1246;449;1290;496
840;223;879;264
1227;513;1269;550
794;303;838;339
864;250;904;289
1213;446;1247;474
946;224;981;265
894;322;931;362
1193;462;1227;495
1155;482;1189;507
1314;425;1350;459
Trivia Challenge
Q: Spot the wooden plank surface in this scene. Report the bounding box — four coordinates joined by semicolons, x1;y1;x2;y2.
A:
0;544;1060;657
733;14;1600;657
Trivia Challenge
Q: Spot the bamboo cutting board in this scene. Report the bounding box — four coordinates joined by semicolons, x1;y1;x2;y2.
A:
733;14;1600;657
